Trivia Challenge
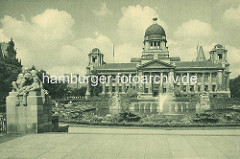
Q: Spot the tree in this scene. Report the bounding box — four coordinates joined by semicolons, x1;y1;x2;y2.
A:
230;76;240;98
0;61;21;103
37;69;68;99
89;70;102;97
126;88;137;98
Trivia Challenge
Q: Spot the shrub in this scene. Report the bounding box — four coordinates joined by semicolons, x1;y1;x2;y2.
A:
126;88;138;98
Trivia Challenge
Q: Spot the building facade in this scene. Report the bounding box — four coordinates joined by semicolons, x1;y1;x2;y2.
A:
86;19;230;98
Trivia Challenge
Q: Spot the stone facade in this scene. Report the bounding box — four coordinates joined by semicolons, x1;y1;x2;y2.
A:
86;19;230;98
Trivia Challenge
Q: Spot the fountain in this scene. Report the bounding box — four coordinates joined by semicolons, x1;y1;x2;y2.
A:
109;92;120;114
158;92;174;113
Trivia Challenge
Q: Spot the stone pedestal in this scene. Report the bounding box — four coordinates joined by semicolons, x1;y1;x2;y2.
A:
7;91;52;133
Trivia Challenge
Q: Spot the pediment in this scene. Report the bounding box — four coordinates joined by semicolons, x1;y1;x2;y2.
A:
137;60;174;69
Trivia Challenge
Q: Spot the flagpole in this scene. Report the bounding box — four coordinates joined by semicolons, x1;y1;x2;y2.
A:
113;43;114;64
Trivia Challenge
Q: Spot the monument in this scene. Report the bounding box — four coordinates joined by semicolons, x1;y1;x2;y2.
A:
6;67;53;133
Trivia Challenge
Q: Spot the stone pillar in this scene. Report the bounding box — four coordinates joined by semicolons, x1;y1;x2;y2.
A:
159;72;162;93
201;73;205;91
208;73;212;91
179;73;183;91
217;70;223;91
139;71;144;94
116;78;119;93
109;76;112;93
7;91;53;133
186;73;190;93
149;72;152;94
102;82;106;94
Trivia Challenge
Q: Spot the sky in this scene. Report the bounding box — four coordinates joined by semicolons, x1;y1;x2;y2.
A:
0;0;240;78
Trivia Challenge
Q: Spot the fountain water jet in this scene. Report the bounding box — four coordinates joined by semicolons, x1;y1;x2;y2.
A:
158;92;175;113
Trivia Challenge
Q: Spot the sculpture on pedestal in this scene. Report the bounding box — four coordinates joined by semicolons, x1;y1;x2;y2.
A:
12;66;48;106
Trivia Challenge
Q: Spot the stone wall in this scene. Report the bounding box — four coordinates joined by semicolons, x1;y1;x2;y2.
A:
6;91;52;133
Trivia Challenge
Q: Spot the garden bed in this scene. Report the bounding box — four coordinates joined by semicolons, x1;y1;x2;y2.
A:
58;109;240;128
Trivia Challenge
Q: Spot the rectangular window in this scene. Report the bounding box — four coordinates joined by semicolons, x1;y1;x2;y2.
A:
119;86;122;92
212;85;216;92
112;86;115;92
190;85;194;92
198;85;201;92
204;85;208;92
105;86;109;93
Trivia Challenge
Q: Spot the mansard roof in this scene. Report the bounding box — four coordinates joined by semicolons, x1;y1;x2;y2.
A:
175;60;222;68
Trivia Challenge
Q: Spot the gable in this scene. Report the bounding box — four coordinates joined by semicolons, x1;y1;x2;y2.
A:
137;60;174;69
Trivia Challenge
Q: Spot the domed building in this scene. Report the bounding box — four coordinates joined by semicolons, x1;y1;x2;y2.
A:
86;18;230;98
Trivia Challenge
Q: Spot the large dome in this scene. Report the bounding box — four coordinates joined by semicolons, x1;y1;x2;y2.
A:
145;23;166;37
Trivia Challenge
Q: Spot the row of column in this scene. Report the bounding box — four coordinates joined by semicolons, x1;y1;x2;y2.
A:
177;71;223;92
139;71;175;94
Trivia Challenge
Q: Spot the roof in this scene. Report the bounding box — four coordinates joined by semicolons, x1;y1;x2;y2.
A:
145;24;166;37
214;44;223;49
175;61;222;68
196;46;206;61
95;63;137;70
91;48;100;53
131;58;141;62
170;57;181;61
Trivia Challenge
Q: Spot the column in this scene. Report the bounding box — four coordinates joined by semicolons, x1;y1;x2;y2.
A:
102;82;106;94
109;76;112;93
201;73;205;91
194;73;198;92
179;73;183;91
149;72;152;94
116;80;119;93
139;71;144;94
159;72;162;94
186;73;190;93
208;73;212;91
217;70;223;91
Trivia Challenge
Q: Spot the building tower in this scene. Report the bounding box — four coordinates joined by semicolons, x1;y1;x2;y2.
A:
88;48;104;67
209;44;228;64
141;18;169;64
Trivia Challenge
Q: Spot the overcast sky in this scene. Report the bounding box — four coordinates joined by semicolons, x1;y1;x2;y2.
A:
0;0;240;78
